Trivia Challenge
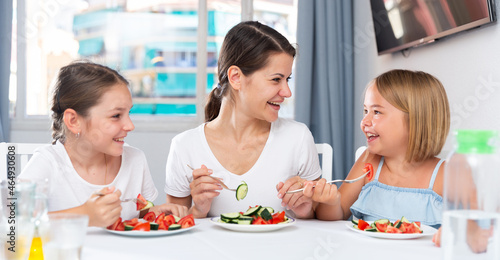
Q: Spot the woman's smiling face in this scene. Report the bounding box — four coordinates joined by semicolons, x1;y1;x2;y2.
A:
237;52;293;122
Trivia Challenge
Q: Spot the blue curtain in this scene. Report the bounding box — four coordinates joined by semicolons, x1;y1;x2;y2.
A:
0;0;13;142
295;0;354;180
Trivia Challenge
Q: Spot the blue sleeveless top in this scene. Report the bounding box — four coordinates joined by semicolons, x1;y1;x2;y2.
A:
350;157;444;228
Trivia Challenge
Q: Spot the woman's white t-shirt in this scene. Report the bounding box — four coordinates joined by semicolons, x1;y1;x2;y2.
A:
164;118;322;217
19;141;158;220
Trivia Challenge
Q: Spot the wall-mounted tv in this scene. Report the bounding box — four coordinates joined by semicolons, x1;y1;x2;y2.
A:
370;0;497;55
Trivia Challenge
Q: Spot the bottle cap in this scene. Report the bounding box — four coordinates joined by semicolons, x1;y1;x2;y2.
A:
456;129;499;154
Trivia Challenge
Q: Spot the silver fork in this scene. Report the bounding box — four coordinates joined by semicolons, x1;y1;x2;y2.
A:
186;164;237;191
285;170;371;194
93;192;138;203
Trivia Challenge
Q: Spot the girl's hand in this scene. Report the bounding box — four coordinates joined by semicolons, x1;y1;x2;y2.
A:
432;227;442;246
277;176;314;219
302;178;341;206
150;203;189;218
84;186;122;227
189;164;222;217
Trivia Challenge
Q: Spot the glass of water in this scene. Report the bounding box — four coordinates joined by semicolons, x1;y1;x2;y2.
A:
39;213;89;260
0;179;36;260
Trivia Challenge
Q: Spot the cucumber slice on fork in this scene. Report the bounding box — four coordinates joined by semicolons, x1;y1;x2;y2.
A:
236;181;248;201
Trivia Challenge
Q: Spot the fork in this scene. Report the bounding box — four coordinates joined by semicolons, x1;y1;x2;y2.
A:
285;170;371;194
186;164;237;191
93;192;138;203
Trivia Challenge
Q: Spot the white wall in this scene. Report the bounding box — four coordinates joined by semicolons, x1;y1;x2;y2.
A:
353;0;500;157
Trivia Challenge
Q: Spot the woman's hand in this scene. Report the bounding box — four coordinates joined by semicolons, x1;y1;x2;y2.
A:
302;178;341;206
277;176;314;218
83;186;122;227
150;203;189;218
189;164;222;218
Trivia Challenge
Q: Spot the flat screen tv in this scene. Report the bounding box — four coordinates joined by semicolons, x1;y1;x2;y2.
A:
370;0;497;55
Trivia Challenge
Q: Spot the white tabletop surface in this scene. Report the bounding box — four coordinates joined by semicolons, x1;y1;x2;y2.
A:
83;219;442;260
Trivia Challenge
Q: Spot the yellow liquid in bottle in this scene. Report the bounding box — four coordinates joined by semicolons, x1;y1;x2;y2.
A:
28;236;43;260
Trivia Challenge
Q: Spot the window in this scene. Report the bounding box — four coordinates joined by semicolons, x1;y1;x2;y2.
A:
11;0;297;131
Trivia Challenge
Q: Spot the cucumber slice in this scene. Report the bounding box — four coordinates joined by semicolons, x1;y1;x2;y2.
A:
173;215;181;222
238;216;253;221
374;219;391;225
237;219;252;225
220;212;241;220
401;216;411;224
124;225;134;231
365;227;378;232
150;222;159;231
394;220;402;229
243;206;261;216
236;181;248;201
260;208;272;221
142;201;154;211
351;219;359;225
168;224;182;230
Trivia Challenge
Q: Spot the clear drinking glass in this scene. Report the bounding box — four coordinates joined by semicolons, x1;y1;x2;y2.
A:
0;180;36;260
39;213;89;260
28;178;49;260
442;130;500;260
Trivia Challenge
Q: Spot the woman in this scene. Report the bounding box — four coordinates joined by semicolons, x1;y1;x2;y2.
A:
164;21;322;218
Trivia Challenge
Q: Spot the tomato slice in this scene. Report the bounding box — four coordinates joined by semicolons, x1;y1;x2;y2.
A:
177;214;195;228
143;212;156;223
107;217;123;230
155;213;165;224
357;219;370;231
252;217;268;225
386;225;403;233
123;218;139;227
375;222;388;232
136;193;148;211
271;211;286;224
163;214;176;227
132;222;150;231
363;163;374;181
115;221;125;231
157;220;168;230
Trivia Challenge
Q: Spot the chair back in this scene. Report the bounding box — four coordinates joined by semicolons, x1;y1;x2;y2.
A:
315;143;333;182
355;146;367;161
0;142;48;180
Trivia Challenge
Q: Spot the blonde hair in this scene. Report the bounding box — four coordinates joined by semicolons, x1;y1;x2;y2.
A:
374;69;450;162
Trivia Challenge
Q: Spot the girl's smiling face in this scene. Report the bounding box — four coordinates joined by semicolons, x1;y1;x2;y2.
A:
81;83;135;156
237;52;293;122
360;83;408;157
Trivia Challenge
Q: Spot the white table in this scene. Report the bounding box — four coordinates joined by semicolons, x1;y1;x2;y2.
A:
83;219;442;260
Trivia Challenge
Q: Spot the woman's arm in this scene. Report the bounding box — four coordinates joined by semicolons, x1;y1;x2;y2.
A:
166;165;222;218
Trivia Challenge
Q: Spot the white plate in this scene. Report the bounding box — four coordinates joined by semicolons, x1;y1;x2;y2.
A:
345;222;437;239
210;216;295;232
105;224;196;237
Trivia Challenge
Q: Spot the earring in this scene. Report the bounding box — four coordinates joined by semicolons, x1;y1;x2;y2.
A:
76;132;80;139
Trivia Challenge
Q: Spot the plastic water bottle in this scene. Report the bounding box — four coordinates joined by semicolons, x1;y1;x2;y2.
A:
442;130;500;260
